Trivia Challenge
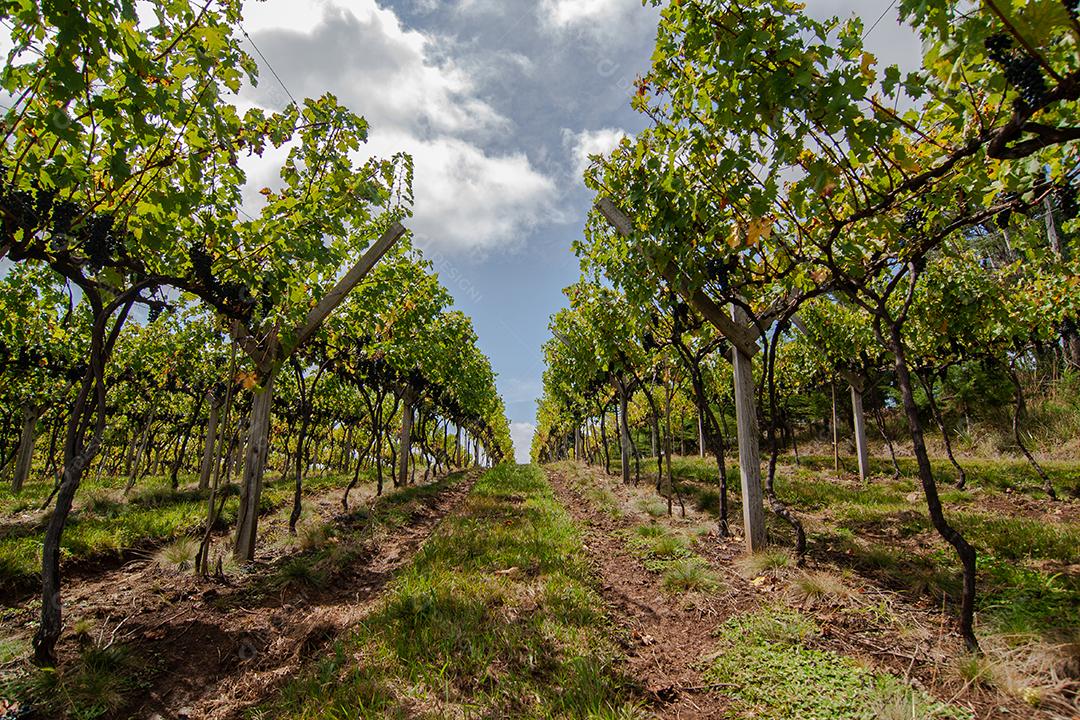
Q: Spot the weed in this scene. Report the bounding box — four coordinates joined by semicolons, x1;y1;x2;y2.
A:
271;558;328;592
706;607;971;720
27;643;141;720
584;486;622;517
153;536;198;571
736;548;794;577
634;524;666;539
662;559;720;593
788;570;848;604
295;522;332;551
650;534;687;559
0;635;26;664
977;557;1080;637
636;498;668;518
952;653;997;688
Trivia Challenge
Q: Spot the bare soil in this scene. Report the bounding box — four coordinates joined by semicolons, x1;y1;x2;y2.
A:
550;461;1079;720
1;473;475;720
547;464;741;719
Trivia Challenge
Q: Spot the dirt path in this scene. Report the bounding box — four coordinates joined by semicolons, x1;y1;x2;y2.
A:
546;466;733;720
6;473;476;720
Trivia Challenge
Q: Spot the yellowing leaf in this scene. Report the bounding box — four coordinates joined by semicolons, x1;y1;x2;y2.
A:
747;217;774;245
860;52;877;81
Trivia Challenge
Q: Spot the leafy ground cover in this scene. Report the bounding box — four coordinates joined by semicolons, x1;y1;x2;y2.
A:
562;458;1080;718
0;471;361;595
261;463;646;719
0;473;471;720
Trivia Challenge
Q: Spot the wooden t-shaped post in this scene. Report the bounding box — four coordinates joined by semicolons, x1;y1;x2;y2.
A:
595;198;766;552
790;314;872;482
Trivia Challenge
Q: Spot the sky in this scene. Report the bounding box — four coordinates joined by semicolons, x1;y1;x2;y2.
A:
232;0;922;463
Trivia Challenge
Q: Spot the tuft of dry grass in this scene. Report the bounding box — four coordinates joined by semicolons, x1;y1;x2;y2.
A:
296;521;332;551
153;536;198;570
787;570;849;604
735;548;794;578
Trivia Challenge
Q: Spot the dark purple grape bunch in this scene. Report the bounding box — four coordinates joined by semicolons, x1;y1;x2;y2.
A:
900;206;927;237
188;242;255;320
995;192;1019;230
1056;181;1078;220
984;33;1048;113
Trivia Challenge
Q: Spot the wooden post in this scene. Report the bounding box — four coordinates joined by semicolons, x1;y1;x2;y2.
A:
616;380;632;485
230;223;406;562
851;385;870;482
698;408;706;458
234;369;276;561
198;398;220;490
831;382;840;476
732;305;767;552
398;389;413;488
595;197;766;552
12;405;38;493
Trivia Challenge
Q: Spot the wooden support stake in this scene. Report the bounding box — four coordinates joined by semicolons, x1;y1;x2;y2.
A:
732;305;767;552
595;197;766;551
851;385;870;482
698;408;706;458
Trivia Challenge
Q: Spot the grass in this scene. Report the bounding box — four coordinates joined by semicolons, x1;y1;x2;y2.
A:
623;526;694;572
790;454;1080;498
152;536;199;570
260;464;645;719
952;512;1080;564
977;556;1080;637
661;558;720;593
636;498;668;518
294;521;333;551
667;455;1080;640
0;635;26;665
705;607;972;720
952;652;998;688
583;486;622;518
4;643;146;720
0;470;364;592
735;547;794;577
788;570;849;604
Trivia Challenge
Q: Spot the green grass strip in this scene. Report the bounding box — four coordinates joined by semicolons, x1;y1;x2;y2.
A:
705;607;973;720
261;464;646;720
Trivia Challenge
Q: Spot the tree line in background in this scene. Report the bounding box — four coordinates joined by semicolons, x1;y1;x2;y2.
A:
0;1;510;667
534;0;1079;653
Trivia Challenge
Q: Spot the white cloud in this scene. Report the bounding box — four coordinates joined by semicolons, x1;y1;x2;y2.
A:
510;422;536;464
368;132;560;253
237;0;559;253
562;127;628;177
801;0;923;73
541;0;632;28
500;377;543;405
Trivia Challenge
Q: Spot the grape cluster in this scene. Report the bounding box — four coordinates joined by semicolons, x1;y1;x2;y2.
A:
984;33;1048;112
995;192;1019;229
83;215;120;271
0;184;132;271
189;242;254;320
642;330;658;352
984;33;1013;63
900;207;926;237
705;256;732;291
1056;182;1078;220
